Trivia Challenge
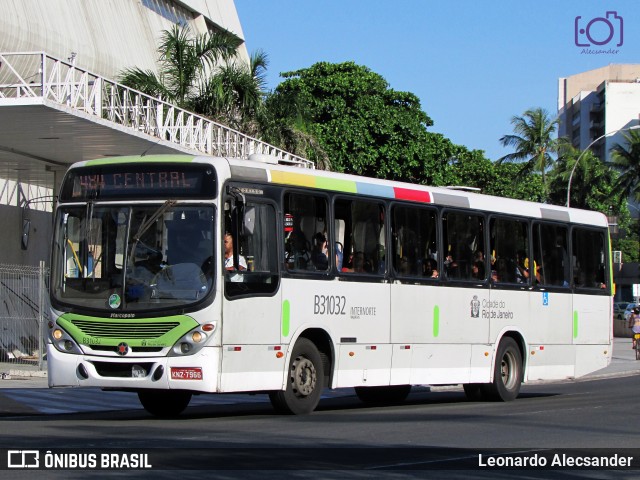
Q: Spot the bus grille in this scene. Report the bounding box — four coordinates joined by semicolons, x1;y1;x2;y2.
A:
71;319;180;339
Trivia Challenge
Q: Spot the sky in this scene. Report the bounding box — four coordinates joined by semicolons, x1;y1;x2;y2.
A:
234;0;639;161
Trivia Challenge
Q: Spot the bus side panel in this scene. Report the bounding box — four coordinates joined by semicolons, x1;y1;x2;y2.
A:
487;289;530;343
219;344;288;392
335;344;392;387
220;287;283;392
574;344;611;378
390;284;489;385
390;284;490;345
572;293;612;345
280;278;392;388
222;291;281;345
525;344;576;381
526;290;573;344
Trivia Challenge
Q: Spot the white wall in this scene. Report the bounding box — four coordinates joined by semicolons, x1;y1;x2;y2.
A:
0;0;248;80
0;206;53;267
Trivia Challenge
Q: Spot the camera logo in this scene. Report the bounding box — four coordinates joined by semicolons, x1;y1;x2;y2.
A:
575;11;623;47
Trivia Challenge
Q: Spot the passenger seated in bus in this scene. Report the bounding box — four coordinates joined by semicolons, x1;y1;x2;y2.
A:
224;232;247;271
423;258;438;278
335;242;344;271
284;228;310;270
515;251;529;283
398;256;411;275
353;252;367;273
343;252;366;273
534;265;543;284
444;254;458;278
493;258;511;283
472;260;485;280
311;232;329;271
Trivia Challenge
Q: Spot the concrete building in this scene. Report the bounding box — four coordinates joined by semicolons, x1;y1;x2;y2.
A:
558;64;640;164
0;0;305;268
558;65;640;304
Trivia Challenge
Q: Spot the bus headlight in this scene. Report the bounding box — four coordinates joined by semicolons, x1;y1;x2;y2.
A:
48;325;83;355
170;323;214;356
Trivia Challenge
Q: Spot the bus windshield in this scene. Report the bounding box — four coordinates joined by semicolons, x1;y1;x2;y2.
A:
51;203;215;312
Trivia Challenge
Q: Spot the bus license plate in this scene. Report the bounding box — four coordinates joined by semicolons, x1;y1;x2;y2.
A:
170;367;203;380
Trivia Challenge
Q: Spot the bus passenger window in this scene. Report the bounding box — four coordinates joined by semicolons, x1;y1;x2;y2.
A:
283;193;329;272
442;212;484;281
336;198;385;275
572;228;607;290
391;205;438;279
224;200;279;298
489;217;529;285
533;223;569;288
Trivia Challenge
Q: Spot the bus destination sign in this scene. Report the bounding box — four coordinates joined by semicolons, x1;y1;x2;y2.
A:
60;163;217;201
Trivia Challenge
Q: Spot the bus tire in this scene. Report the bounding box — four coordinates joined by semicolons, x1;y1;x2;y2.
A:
355;385;412;405
482;337;523;401
138;390;192;417
269;338;324;415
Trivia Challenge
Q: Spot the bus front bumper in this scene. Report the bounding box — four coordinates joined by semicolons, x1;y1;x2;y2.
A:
46;343;220;393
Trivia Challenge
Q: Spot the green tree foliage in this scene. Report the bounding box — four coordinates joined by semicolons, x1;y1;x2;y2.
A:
119;25;241;109
610;129;640;202
269;62;445;181
446;148;544;201
548;144;624;213
546;141;638;264
119;25;266;131
193;49;269;135
498;108;563;199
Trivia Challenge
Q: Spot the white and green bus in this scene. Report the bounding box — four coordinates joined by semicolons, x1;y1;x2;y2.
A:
48;154;613;416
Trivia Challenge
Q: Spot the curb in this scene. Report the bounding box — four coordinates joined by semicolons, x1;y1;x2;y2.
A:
0;369;47;380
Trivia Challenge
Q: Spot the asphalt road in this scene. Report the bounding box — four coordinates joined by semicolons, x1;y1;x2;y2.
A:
2;336;640;479
1;375;640;479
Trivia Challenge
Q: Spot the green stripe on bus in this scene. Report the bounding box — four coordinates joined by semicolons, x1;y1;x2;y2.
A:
85;155;195;165
573;311;579;339
433;305;440;337
315;176;358;193
282;300;291;337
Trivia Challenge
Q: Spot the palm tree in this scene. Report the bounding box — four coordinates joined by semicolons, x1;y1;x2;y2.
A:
549;143;619;210
610;128;640;202
119;25;325;167
194;49;269;135
119;24;241;109
498;108;563;199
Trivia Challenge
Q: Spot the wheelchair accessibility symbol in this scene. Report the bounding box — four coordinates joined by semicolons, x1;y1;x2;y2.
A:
542;292;549;306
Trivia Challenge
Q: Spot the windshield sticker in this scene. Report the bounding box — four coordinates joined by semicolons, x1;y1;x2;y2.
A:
108;293;121;309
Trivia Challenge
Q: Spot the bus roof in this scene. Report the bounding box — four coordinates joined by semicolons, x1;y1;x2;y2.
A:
66;154;608;228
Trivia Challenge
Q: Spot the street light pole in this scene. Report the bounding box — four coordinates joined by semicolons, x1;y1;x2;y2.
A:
566;125;640;208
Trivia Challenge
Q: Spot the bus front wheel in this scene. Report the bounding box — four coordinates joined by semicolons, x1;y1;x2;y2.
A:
138;390;192;417
269;338;324;415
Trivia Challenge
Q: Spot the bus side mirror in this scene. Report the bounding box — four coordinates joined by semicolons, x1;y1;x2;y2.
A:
243;207;256;236
21;218;31;250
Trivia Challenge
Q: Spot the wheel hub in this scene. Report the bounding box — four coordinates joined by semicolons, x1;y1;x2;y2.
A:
291;356;316;397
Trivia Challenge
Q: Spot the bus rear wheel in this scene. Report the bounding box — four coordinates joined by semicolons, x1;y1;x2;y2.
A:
269;338;324;415
138;390;192;417
483;337;523;401
355;385;412;405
